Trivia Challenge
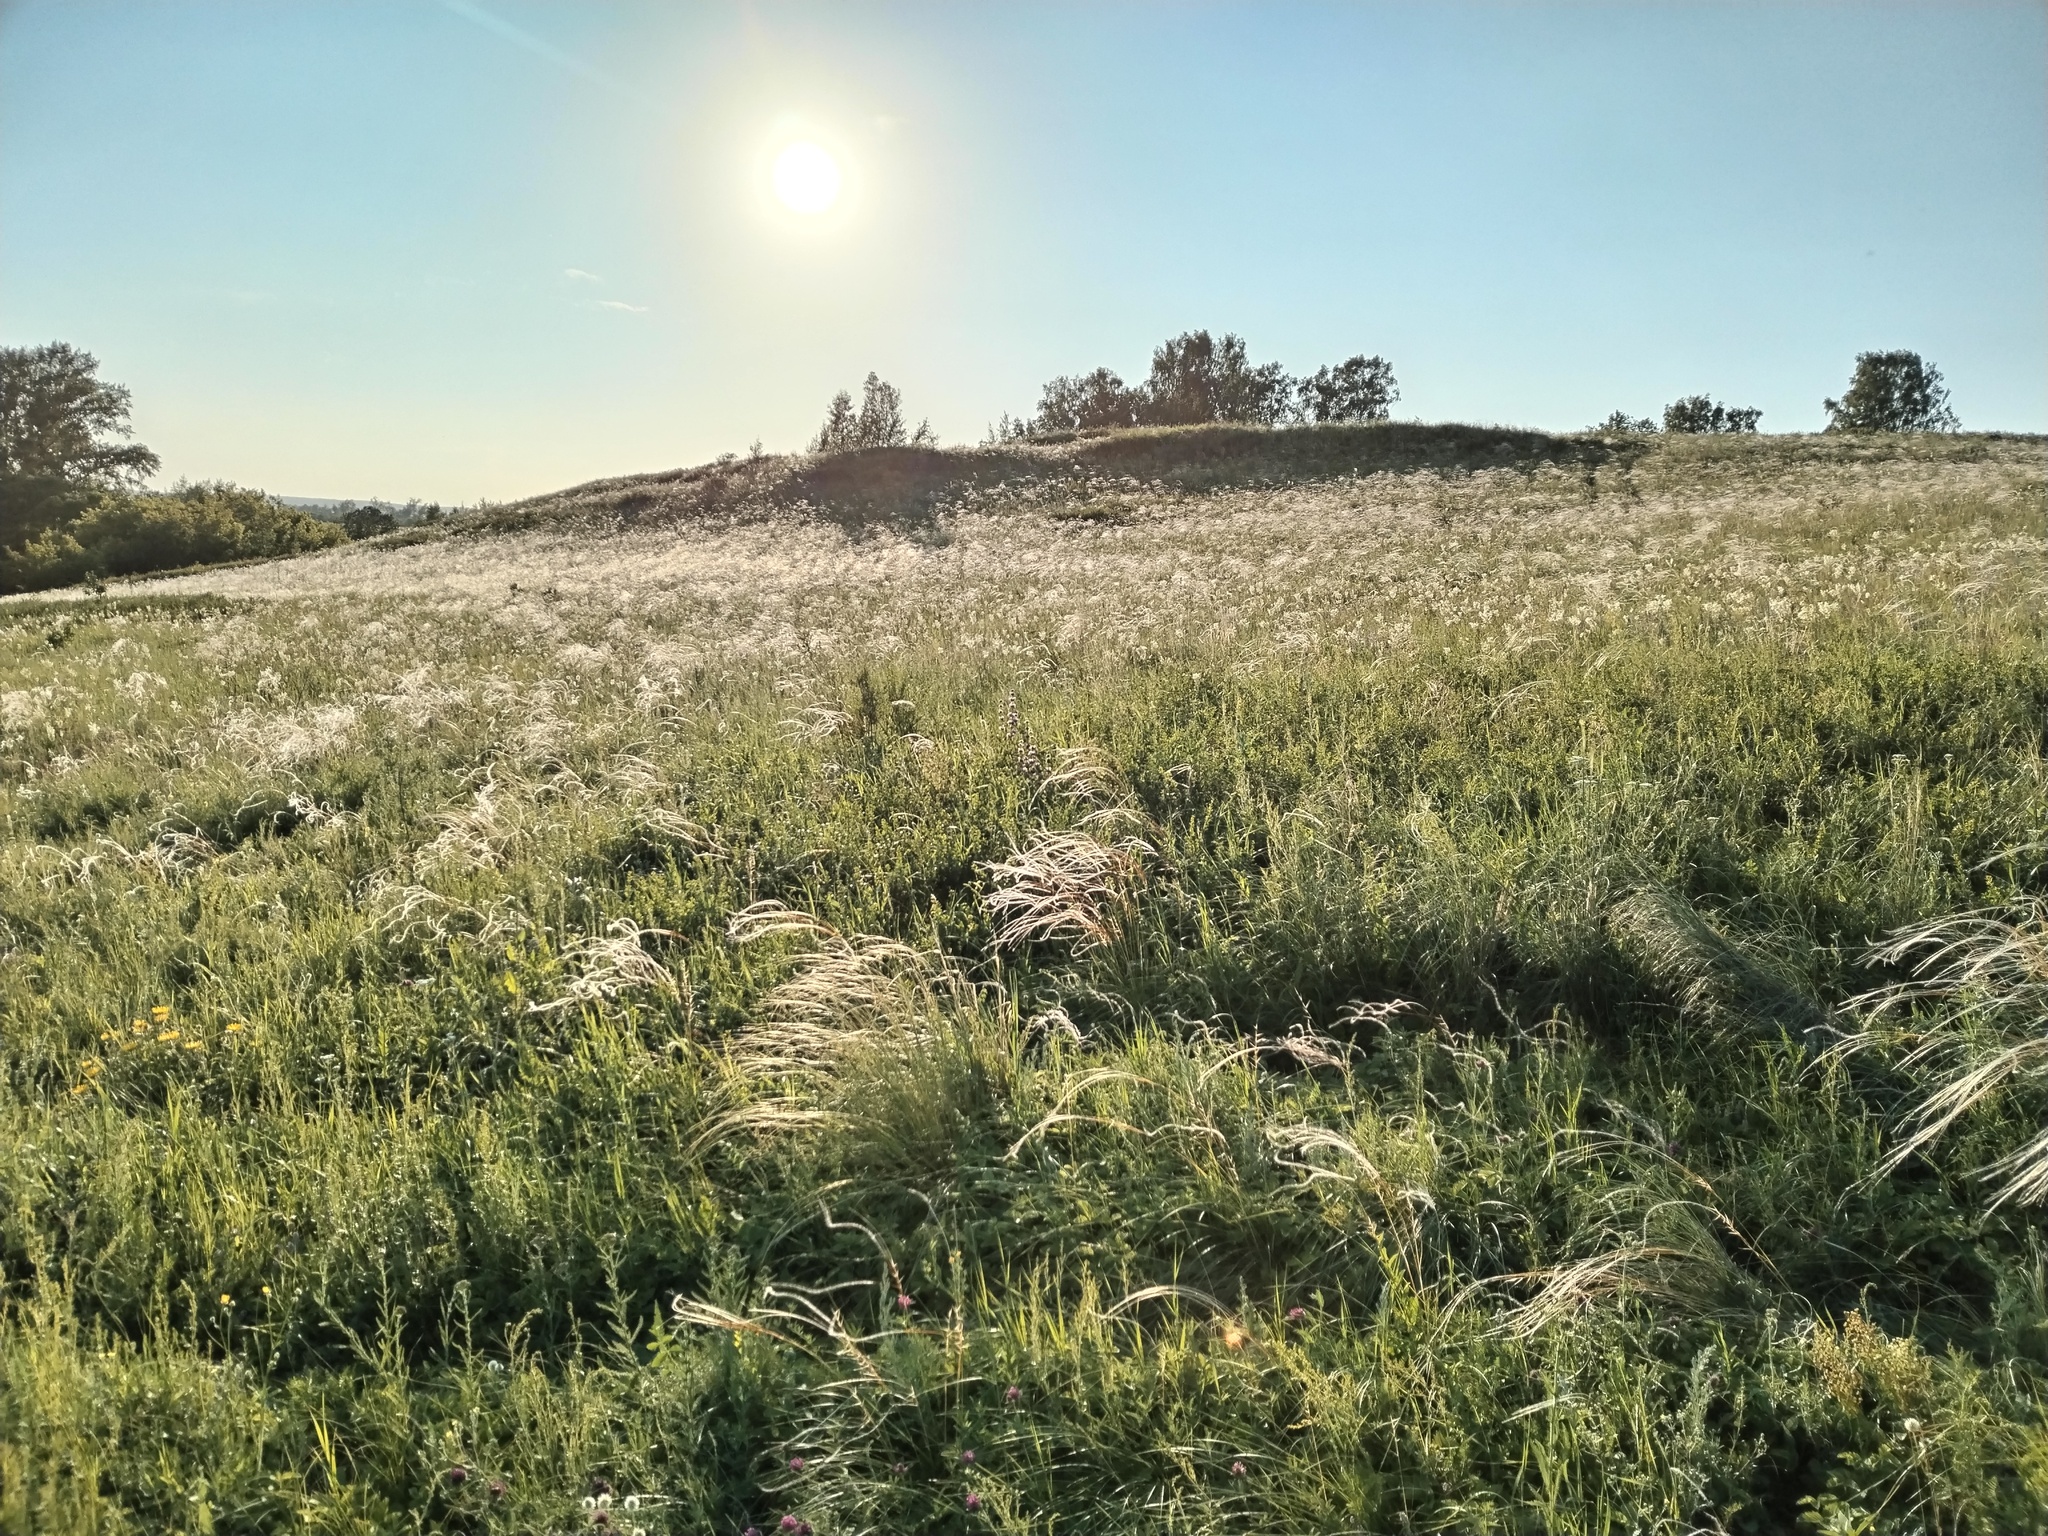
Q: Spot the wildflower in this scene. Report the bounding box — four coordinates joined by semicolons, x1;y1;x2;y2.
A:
157;1030;179;1043
1286;1306;1306;1322
1220;1322;1247;1349
1005;1384;1022;1403
966;1494;982;1512
960;1449;975;1464
446;1465;469;1486
891;1462;908;1476
788;1457;804;1472
219;1293;232;1306
261;1285;271;1297
489;1478;507;1498
130;1020;146;1034
896;1292;913;1311
225;1020;245;1034
151;1005;170;1022
1230;1460;1246;1477
744;1528;761;1536
624;1495;640;1510
780;1518;800;1532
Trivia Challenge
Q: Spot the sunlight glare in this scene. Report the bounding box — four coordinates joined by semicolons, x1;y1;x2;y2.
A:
772;141;842;215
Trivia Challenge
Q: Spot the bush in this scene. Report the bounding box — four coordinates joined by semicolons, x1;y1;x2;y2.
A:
1662;396;1761;434
1592;411;1659;434
1824;350;1959;433
0;481;345;593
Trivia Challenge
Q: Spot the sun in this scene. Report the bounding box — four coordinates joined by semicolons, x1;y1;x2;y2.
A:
772;141;842;215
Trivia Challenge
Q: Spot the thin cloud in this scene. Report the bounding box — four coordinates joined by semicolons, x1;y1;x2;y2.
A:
564;268;603;284
596;299;650;313
438;0;659;113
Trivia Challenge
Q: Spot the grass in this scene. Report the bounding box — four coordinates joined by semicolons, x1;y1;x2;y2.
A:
0;424;2044;1533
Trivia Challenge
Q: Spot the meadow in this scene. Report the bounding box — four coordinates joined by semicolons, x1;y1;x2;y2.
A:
0;422;2044;1534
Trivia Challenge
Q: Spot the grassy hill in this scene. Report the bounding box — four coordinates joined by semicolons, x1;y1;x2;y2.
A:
2;424;2045;1533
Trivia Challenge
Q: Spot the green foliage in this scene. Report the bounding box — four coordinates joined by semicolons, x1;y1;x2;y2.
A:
339;505;397;540
0;429;2042;1532
0;342;159;490
811;374;935;454
0;482;346;594
1021;331;1399;435
1825;351;1961;433
1664;395;1762;434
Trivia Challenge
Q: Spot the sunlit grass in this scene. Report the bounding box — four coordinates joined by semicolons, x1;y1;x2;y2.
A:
0;425;2044;1533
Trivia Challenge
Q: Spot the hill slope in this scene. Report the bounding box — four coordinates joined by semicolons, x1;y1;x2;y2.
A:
1;425;2045;1533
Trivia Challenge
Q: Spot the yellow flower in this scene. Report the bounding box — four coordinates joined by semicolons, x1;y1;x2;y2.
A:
225;1020;246;1034
219;1293;232;1307
130;1020;146;1034
151;1005;171;1022
261;1285;272;1297
157;1030;179;1043
183;1040;205;1052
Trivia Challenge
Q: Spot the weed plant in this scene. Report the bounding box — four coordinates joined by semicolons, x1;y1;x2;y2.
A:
0;427;2044;1533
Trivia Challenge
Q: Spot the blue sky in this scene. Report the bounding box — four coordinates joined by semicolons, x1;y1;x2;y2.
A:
2;1;2042;503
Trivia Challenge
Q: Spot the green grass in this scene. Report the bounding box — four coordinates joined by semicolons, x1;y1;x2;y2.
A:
0;426;2045;1533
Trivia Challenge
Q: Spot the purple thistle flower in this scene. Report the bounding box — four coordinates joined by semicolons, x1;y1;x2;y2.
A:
966;1493;983;1512
779;1518;799;1532
788;1457;805;1472
1004;1384;1022;1403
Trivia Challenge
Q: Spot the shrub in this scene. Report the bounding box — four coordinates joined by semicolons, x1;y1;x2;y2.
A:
0;481;345;593
1032;367;1142;433
1824;350;1959;432
1662;396;1762;434
1592;411;1659;434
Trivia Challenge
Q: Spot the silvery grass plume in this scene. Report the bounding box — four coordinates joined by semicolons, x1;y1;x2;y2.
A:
1837;897;2048;1207
1608;886;1824;1044
530;920;682;1013
983;747;1155;955
705;902;1016;1170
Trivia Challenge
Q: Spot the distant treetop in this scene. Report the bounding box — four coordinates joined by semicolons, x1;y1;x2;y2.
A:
1824;351;1959;433
811;373;936;454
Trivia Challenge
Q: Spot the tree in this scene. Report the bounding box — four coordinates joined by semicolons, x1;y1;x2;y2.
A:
1140;331;1293;426
1662;396;1762;434
1;342;161;551
0;342;159;485
1297;355;1399;423
1033;367;1141;433
1824;351;1959;433
341;504;396;538
810;373;934;453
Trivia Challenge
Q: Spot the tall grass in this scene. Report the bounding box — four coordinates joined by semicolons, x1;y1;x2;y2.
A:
0;427;2043;1533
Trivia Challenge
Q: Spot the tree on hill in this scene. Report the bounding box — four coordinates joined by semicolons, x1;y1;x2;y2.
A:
1824;350;1959;432
1142;331;1294;427
1015;332;1398;436
1663;395;1761;434
1297;354;1399;423
341;504;397;539
1592;410;1659;434
0;342;161;549
811;373;936;453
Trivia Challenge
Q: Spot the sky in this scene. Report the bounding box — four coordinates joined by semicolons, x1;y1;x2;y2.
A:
1;1;2042;505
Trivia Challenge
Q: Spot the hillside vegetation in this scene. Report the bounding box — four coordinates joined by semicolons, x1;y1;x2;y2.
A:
1;424;2045;1534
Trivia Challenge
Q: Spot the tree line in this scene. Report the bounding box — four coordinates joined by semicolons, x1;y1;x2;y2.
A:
0;342;348;594
1594;351;1961;437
